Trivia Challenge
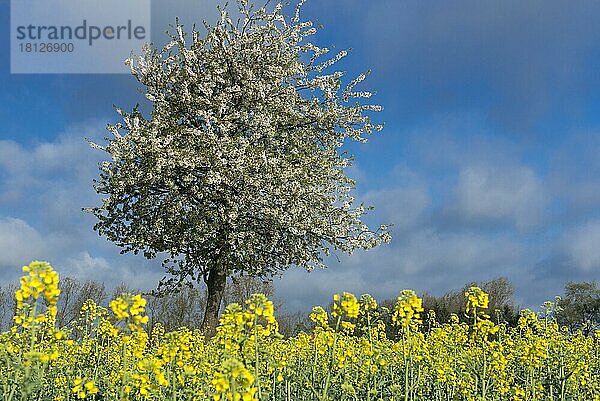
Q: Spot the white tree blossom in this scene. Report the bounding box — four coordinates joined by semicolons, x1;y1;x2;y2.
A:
87;0;390;335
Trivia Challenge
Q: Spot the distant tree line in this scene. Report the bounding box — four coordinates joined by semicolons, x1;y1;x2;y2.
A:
420;277;520;327
556;281;600;335
0;274;278;334
1;276;600;337
261;277;600;337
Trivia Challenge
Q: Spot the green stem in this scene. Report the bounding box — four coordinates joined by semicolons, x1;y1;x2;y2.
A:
322;315;341;401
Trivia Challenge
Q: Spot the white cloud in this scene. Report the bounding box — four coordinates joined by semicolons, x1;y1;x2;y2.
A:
60;251;164;290
564;221;600;271
276;227;526;311
392;229;523;276
0;217;48;270
0;122;104;208
451;163;545;231
0;122;159;288
362;186;430;232
62;251;113;278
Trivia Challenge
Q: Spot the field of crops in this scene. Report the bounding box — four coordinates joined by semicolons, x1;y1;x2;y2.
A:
1;261;599;401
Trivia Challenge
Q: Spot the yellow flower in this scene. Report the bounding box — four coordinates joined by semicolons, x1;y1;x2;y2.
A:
110;293;149;332
465;287;489;318
212;359;255;401
360;294;378;312
71;377;97;399
16;261;60;306
392;290;424;329
84;381;98;395
309;306;329;329
332;292;360;319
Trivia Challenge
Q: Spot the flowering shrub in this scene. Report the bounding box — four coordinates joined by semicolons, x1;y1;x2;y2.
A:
1;261;600;401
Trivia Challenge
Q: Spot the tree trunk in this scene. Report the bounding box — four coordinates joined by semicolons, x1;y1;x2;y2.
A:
201;266;227;338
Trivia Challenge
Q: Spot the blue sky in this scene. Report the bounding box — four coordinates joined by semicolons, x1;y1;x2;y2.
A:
2;0;600;312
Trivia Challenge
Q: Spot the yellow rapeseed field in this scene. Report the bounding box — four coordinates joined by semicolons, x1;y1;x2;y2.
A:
1;261;599;401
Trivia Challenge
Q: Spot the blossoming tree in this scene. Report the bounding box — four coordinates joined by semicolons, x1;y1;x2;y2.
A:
87;0;390;336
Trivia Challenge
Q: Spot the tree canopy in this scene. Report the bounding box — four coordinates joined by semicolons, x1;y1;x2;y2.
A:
87;0;390;335
557;281;600;334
